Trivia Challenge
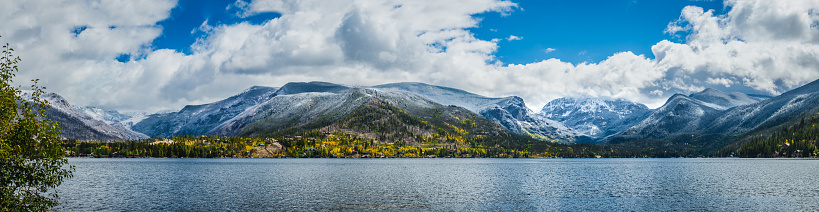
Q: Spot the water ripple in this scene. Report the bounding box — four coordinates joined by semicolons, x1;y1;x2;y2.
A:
57;158;819;211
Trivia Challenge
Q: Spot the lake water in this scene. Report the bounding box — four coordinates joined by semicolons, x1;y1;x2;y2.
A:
57;158;819;211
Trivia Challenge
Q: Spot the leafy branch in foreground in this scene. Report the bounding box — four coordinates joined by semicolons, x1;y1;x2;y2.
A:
0;35;73;211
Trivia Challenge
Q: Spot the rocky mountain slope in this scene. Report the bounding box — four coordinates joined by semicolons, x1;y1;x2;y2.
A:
27;92;149;141
36;78;819;157
130;81;537;149
540;97;652;142
131;86;279;138
129;82;581;143
608;84;816;146
232;86;515;142
706;79;819;136
371;82;583;143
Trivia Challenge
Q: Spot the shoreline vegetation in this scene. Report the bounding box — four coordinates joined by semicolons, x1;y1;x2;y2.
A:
62;129;818;159
63;131;626;159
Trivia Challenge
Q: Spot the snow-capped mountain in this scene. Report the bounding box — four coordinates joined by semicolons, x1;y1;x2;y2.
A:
116;112;149;128
689;88;767;110
706;79;819;135
130;81;560;143
76;106;132;124
182;82;466;137
74;106;150;129
612;87;769;143
24;92;149;141
371;82;583;143
131;85;279;138
31;78;819;151
122;79;819;148
208;82;365;136
137;81;511;141
273;81;349;95
540;97;652;142
218;83;513;144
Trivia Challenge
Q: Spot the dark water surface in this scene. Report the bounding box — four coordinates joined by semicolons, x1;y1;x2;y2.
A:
57;158;819;211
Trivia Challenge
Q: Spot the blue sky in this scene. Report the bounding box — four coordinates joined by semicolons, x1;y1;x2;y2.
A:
3;0;818;112
149;0;281;57
151;0;725;65
471;0;725;64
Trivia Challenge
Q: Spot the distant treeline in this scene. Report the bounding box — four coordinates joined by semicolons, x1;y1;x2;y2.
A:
719;113;819;158
63;131;667;158
65;112;819;159
63;136;262;158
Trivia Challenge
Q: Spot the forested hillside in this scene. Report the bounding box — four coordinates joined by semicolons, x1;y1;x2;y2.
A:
720;112;819;158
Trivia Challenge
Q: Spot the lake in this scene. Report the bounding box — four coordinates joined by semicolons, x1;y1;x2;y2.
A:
57;158;819;211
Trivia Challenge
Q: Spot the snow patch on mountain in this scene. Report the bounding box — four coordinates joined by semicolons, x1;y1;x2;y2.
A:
769;94;811;119
690;88;767;109
371;82;498;112
613;87;771;142
372;82;581;142
131;86;279;138
706;80;819;135
76;106;134;124
20;91;148;140
540;97;652;141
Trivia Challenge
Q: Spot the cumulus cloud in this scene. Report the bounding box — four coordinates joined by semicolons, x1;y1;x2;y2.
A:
0;0;176;112
543;48;556;54
705;77;735;87
657;0;819;96
1;0;818;113
506;35;522;41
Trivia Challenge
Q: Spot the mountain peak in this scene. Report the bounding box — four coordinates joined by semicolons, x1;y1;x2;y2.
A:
701;87;721;93
244;85;276;92
540;97;652;141
689;87;761;109
776;78;819;97
662;93;691;105
372;82;479;98
276;81;349;95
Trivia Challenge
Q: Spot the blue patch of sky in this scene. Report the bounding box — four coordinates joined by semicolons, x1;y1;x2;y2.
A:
470;0;725;65
150;0;280;56
115;54;130;63
71;26;88;37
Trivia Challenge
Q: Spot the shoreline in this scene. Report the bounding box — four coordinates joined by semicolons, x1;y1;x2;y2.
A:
65;156;819;159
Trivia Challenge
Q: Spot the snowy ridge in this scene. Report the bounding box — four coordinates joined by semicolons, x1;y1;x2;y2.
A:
120;79;819;146
372;82;499;112
131;86;279;138
212;91;349;136
372;82;581;142
689;88;764;110
138;81;578;142
118;112;148;128
19;91;149;141
76;106;135;124
224;88;388;137
613;91;743;142
540;97;652;142
706;79;819;135
611;83;816;143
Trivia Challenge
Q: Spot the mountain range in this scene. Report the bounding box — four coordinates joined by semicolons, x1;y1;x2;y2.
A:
540;97;652;142
43;79;819;155
30;92;148;141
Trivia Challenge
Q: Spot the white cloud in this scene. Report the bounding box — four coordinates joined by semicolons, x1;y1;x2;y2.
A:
705;77;734;87
0;0;176;112
1;0;818;113
543;48;556;54
506;35;522;41
657;0;819;96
